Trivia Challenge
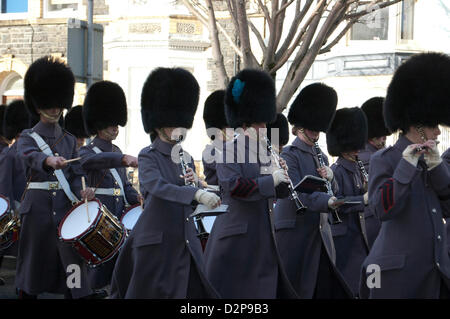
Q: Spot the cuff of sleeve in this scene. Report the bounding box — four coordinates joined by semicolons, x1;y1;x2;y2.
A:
393;158;420;184
39;153;52;173
113;153;125;167
257;175;276;198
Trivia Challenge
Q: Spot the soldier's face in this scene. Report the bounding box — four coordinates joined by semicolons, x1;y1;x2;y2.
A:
39;107;63;124
76;137;85;150
423;125;441;141
98;126;119;141
370;136;386;149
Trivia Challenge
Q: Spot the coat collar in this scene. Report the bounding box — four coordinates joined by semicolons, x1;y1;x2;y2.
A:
32;121;63;138
365;142;379;154
151;136;176;156
393;135;413;153
336;156;357;173
91;136;113;152
291;136;316;155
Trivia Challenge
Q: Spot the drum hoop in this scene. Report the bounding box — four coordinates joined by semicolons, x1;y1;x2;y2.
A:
75;223;127;267
0;194;10;216
57;198;102;242
120;203;142;223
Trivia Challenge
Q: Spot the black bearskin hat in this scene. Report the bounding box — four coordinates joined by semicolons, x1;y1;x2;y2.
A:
24;56;75;117
384;52;450;132
203;90;227;130
326;107;368;157
83;81;128;135
64;105;90;138
288;83;337;132
224;69;276;128
0;104;6;138
141;67;199;134
4;100;34;140
267;113;289;146
361;97;391;139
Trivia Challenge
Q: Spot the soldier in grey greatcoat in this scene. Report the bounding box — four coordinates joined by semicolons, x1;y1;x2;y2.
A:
266;113;290;154
0;104;8;153
15;56;96;299
274;83;353;298
360;52;450;298
204;69;298;299
79;81;140;293
63;105;90;151
110;67;221;299
202;89;231;187
0;100;35;286
358;97;392;247
326;107;370;296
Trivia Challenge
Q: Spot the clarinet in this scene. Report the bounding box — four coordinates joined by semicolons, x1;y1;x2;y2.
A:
265;137;307;213
355;155;369;192
178;139;209;251
313;142;342;224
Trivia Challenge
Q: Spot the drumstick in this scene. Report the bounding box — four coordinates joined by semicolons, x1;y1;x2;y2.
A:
63;157;81;164
81;177;90;223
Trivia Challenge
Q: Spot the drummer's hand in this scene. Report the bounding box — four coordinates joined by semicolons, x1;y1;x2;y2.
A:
45;156;67;170
122;155;138;168
80;187;95;201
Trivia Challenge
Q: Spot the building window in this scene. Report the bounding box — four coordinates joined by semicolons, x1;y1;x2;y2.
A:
401;0;414;40
44;0;81;18
350;6;389;40
1;0;28;13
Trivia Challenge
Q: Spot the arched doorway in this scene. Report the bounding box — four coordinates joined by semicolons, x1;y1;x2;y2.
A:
1;72;23;104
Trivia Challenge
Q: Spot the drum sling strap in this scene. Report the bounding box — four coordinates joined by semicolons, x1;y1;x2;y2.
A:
92;146;130;206
28;132;79;205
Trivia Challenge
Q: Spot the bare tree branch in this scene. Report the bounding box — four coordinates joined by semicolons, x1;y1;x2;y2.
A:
271;0;325;73
205;0;229;88
249;19;267;52
345;0;402;19
275;0;296;18
236;0;259;68
319;17;358;54
277;0;347;111
274;0;314;62
256;0;272;26
182;0;243;58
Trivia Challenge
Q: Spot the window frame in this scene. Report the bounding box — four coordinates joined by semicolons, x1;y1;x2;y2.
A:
43;0;83;19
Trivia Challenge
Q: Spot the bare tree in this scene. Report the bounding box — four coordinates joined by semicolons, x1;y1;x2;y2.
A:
180;0;402;112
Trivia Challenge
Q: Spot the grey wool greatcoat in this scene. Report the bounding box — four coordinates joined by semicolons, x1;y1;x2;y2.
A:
79;136;140;219
273;137;353;298
358;143;382;247
15;121;93;298
0;142;27;212
204;134;298;299
330;157;369;296
202;143;219;186
79;136;140;289
110;137;219;299
0;142;27;257
360;136;450;299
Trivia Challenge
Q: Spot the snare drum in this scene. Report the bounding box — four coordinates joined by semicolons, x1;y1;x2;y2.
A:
0;194;20;251
120;204;143;232
58;199;127;267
